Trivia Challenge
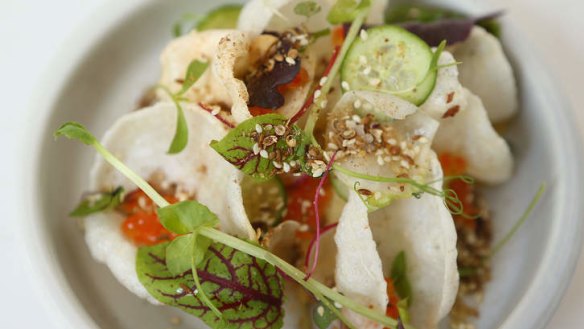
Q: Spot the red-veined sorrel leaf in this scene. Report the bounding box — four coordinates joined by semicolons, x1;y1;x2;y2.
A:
210;114;310;181
137;242;284;329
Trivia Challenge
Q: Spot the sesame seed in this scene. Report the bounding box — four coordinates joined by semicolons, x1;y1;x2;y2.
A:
319;77;328;86
312;169;324;177
353;99;362;109
320;100;328;108
252;143;260;155
176;287;184;294
363;66;372;75
369;78;381;86
285;56;296;65
418;136;429;144
290;160;297;166
283;162;291;173
211;107;220;116
273;161;282;169
274;125;286;136
264;124;273;130
387;138;397;145
341;81;350;91
314;90;322;99
327;142;339;150
400;159;410;168
359;29;368;41
299;223;310;232
323;151;331;161
317;306;325;317
351;114;361;123
193;289;199;295
255;124;263;133
260;150;269;158
334;301;343;308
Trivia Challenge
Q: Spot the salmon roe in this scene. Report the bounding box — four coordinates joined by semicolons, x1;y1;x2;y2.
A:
118;189;178;246
282;176;332;240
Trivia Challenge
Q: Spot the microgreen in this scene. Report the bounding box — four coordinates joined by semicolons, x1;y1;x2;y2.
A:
333;163;468;216
294;1;321;18
55;122;97;145
69;187;124;217
156;59;208;154
490;184;546;257
390;251;412;307
56;122;400;329
327;0;371;25
177;60;209;96
210;114;312;181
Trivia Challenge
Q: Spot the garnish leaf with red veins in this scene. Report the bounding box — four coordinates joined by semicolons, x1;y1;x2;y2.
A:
70;186;124;217
312;300;339;329
246;55;301;110
136;242;284;329
327;0;371;24
166;234;213;276
177;60;209;96
390;251;412;307
210;114;310;181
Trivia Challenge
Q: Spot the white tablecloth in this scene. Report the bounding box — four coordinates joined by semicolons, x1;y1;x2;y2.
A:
1;0;582;328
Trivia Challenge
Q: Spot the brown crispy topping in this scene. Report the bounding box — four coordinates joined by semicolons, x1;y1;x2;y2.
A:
443;105;461;118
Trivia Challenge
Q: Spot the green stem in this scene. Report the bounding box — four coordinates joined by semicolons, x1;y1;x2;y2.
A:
93;142;170;208
490;184;546;257
304;9;369;145
191;233;223;318
333;163;442;195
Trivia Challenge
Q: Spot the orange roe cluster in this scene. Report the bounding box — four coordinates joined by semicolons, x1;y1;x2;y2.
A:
281;176;332;240
118;189;178;246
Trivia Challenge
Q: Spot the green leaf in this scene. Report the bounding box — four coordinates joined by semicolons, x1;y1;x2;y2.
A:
157;200;219;235
294;1;322;18
327;0;371;24
210;114;310;181
70;187;124;217
390;251;412;306
167;100;188;154
177;60;209;96
54;122;97;145
136;242;284;329
312;300;339;329
166;234;195;275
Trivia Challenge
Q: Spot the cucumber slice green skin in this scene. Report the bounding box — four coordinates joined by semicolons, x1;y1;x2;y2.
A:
242;176;287;229
341;26;437;106
196;4;242;31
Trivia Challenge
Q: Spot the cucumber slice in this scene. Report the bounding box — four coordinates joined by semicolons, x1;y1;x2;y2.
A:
341;26;436;105
196;4;242;31
241;176;287;229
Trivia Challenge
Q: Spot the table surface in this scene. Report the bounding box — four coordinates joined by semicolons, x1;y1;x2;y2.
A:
2;0;583;328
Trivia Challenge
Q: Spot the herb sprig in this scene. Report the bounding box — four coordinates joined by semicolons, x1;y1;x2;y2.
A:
157;59;209;154
55;122;400;329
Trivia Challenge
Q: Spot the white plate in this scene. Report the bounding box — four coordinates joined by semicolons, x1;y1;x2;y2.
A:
23;0;584;328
